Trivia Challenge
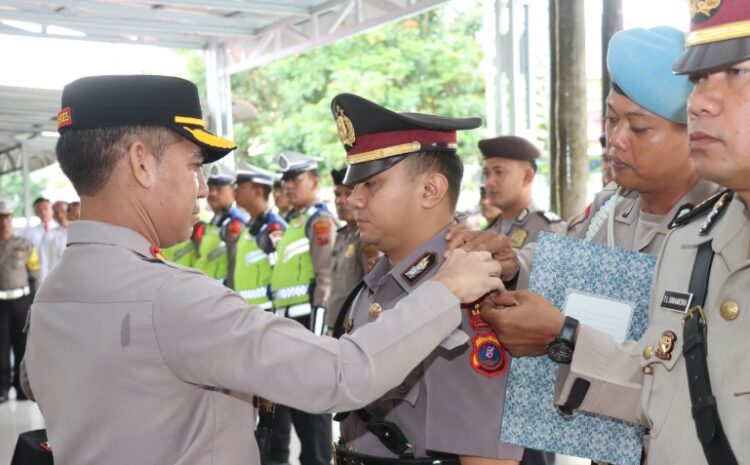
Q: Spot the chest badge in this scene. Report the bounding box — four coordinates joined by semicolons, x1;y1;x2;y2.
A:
655;330;677;361
510;229;528;248
345;243;355;258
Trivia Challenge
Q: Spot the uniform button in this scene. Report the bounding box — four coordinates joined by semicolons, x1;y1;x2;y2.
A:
643;366;653;375
643;346;654;359
397;382;409;393
369;303;382;318
720;300;739;321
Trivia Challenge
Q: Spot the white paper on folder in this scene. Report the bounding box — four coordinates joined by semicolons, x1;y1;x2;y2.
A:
563;291;634;343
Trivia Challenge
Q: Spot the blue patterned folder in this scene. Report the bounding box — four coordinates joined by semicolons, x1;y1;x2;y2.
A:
499;232;657;465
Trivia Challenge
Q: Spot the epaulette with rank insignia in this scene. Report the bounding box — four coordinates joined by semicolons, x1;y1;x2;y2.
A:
668;189;732;231
538;210;562;223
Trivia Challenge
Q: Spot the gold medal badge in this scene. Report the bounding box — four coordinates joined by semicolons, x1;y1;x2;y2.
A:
335;106;356;149
510;229;528;248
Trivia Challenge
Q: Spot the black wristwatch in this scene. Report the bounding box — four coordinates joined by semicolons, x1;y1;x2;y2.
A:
547;316;579;364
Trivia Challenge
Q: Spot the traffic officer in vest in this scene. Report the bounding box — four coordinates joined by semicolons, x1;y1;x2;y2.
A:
566;26;720;255
271;151;336;334
481;7;750;464
0;199;39;403
23;74;505;465
273;179;292;222
331;93;523;465
229;165;286;308
480;136;566;248
194;166;249;282
324;167;379;333
270;151;339;465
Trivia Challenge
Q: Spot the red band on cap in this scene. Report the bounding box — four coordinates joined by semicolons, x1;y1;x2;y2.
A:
690;1;750;32
57;107;73;130
348;129;456;155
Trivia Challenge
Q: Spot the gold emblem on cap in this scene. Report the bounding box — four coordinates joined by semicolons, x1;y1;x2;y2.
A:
643;346;654;359
720;299;739;321
689;0;721;18
655;330;677;361
335;106;356;148
369;303;382;319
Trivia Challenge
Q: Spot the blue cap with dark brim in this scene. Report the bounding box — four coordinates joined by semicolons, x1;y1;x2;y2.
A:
607;27;691;124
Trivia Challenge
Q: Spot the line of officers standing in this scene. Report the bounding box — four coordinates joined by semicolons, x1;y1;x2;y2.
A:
161;152;378;465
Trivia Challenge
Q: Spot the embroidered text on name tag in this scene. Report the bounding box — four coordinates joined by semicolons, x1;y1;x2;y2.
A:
660;290;693;313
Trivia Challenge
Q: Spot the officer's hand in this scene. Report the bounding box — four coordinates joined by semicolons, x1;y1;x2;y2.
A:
480;290;564;357
433;249;503;303
445;224;519;281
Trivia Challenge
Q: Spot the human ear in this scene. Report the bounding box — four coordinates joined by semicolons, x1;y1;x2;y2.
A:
127;140;158;188
421;172;449;209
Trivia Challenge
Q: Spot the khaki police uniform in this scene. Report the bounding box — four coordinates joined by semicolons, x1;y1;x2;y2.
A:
488;201;566;249
324;226;374;329
24;220;467;465
566;178;721;254
338;225;523;460
554;193;750;465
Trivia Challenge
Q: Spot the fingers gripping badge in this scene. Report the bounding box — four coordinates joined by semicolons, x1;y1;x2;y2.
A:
470;333;509;378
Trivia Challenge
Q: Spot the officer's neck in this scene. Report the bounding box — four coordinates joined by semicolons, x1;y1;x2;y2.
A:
386;211;453;268
345;219;357;231
0;229;12;240
737;190;750;213
247;200;269;219
639;173;699;215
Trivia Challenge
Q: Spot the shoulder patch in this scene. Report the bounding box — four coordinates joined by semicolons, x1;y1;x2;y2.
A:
313;220;331;246
402;252;437;285
567;204;592;231
668;189;731;230
539;210;562;223
470;333;509;378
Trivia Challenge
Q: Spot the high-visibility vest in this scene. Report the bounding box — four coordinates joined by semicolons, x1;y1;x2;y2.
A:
233;229;273;308
194;224;227;281
270;207;318;308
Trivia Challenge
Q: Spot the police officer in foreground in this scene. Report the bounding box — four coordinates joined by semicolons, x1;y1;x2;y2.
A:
324;167;379;332
229;165;286;307
480;136;565;248
481;4;750;464
194;166;248;281
0;199;39;403
331;93;522;465
22;75;504;465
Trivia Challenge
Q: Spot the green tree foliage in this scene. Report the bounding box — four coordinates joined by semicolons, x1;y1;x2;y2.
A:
224;2;486;181
1;172;46;216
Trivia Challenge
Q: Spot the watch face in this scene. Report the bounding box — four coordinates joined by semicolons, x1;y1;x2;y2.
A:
547;340;573;363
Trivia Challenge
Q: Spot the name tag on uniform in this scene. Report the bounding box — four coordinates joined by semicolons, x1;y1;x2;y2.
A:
660;290;693;313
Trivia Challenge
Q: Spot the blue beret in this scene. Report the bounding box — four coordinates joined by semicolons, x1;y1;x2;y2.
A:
607;27;691;124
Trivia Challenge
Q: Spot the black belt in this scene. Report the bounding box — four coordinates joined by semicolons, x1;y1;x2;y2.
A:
682;241;737;465
333;443;459;465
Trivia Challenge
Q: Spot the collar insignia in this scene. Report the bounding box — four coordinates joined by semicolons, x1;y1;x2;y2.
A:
402;252;437;284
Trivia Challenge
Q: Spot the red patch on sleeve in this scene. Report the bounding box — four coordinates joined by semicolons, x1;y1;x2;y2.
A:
193;222;205;241
230;218;243;235
313;221;331;246
267;222;282;233
462;300;490;331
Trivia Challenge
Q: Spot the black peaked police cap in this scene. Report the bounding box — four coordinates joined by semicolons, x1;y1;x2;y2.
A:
57;75;237;163
330;93;482;186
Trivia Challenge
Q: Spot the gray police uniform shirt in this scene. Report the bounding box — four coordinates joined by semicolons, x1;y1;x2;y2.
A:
555;193;750;465
566;178;721;254
24;221;466;465
325;226;368;328
340;224;523;460
515;179;722;290
488;201;566;249
0;236;38;290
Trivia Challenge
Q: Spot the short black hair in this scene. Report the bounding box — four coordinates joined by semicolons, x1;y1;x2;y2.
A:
403;151;463;211
33;197;49;206
56;126;181;196
67;201;80;212
259;184;272;201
